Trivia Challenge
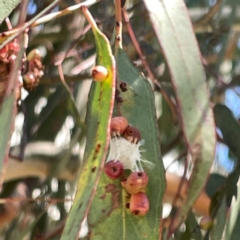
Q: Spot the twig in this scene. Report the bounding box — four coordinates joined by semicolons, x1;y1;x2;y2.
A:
0;0;100;48
193;0;222;28
168;155;189;238
115;0;123;50
0;0;60;48
0;197;73;204
122;8;178;124
165;150;187;171
40;74;91;84
5;18;12;30
162;131;183;155
17;0;28;26
54;24;92;66
57;64;85;132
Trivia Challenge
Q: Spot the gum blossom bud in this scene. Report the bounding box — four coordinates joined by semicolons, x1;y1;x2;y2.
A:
129;192;149;216
121;171;149;194
123;126;141;143
92;65;108;82
110;116;129;137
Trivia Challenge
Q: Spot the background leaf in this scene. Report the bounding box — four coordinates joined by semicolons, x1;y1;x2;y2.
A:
143;0;216;232
0;0;21;24
223;179;240;240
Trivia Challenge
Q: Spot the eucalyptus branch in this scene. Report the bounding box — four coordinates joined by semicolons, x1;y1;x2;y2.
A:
40;74;91;84
5;142;80;182
0;0;100;48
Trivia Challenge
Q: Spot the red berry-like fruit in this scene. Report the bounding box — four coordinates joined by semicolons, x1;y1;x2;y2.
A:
123;126;141;143
104;160;124;179
121;171;149;194
8;41;20;54
129;192;149;216
110;116;128;137
92;65;108;82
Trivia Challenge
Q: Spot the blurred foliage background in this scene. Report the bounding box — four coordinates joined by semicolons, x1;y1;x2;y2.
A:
1;0;240;239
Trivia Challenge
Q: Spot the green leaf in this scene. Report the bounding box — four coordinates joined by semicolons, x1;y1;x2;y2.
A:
0;95;15;180
205;174;226;198
210;198;226;240
0;0;21;23
60;8;115;240
87;48;165;239
143;0;216;233
180;212;202;240
223;180;240;240
214;104;240;160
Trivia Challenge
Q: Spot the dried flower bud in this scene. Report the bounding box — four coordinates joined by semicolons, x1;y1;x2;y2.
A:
110;116;128;137
27;49;41;61
23;72;38;91
121;171;148;194
129;192;149;216
104;160;124;179
0;41;19;60
8;41;20;55
92;66;108;82
123;126;141;143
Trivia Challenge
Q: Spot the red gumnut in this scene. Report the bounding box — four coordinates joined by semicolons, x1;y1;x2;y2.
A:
123;126;141;143
104;160;124;180
110;116;128;137
121;171;149;194
129;192;149;216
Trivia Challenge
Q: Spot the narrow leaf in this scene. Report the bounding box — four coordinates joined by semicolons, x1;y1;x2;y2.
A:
60;7;115;240
143;0;216;233
0;95;15;184
223;178;240;240
210;198;226;240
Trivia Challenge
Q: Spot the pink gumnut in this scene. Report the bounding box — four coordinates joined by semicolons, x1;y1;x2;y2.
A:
121;171;149;195
129;192;149;216
110;116;129;136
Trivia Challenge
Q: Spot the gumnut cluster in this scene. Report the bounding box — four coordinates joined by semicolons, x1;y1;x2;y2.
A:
104;116;151;216
0;39;44;106
122;171;149;216
0;39;21;104
23;49;44;91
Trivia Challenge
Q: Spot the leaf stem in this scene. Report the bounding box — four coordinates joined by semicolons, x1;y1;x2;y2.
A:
115;0;123;50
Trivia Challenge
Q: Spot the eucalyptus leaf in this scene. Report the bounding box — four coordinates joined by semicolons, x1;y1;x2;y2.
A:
0;0;21;24
143;0;216;233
